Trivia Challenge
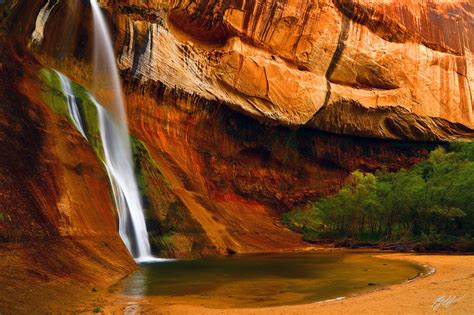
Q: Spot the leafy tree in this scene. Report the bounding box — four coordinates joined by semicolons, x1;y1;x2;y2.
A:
282;142;474;249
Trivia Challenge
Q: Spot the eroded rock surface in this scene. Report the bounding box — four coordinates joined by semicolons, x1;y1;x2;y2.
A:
0;0;472;260
112;0;474;140
15;0;473;140
0;38;135;312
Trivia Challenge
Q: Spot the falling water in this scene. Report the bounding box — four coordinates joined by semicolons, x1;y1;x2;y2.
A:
55;70;87;138
89;0;155;262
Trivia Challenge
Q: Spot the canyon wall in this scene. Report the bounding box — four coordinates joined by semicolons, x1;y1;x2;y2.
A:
11;0;474;140
115;0;474;140
0;37;135;311
0;0;472;259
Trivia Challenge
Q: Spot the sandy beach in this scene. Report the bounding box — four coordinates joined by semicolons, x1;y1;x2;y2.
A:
97;254;473;314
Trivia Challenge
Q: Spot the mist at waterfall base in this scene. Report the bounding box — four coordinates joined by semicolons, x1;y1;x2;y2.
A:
53;0;163;263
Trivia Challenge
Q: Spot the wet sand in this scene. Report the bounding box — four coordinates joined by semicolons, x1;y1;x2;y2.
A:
96;254;473;314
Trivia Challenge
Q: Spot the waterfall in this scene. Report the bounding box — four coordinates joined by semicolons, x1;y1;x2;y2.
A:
55;70;87;138
54;69;160;262
89;0;156;263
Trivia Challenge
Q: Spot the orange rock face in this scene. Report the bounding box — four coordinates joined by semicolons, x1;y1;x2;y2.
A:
112;0;473;140
121;79;434;257
7;0;474;137
0;39;135;295
0;0;472;260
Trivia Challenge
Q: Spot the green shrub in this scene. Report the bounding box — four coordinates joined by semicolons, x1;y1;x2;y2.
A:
282;142;474;246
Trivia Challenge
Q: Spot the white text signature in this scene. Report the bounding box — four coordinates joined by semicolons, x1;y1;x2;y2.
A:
432;295;465;311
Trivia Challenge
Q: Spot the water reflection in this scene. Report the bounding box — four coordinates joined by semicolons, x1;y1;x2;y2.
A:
111;252;426;308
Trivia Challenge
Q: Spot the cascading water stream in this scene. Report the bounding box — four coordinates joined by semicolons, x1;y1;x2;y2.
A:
88;0;156;263
55;69;160;263
55;70;87;138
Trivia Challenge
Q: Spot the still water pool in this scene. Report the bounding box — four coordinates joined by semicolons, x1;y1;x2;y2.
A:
110;252;427;308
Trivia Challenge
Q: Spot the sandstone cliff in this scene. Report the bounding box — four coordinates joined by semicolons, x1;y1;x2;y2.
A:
118;0;474;141
11;0;474;140
0;0;472;261
0;38;135;311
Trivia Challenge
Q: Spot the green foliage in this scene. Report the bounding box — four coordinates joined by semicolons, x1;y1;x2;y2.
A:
282;208;322;234
283;142;474;247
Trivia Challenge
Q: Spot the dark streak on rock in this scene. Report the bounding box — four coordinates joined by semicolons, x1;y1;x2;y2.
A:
321;14;350;110
131;23;149;78
259;0;279;42
148;24;154;65
332;0;471;56
242;0;255;32
325;15;350;81
291;0;313;56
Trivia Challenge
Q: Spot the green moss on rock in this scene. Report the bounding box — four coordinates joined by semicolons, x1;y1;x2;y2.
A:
39;68;104;160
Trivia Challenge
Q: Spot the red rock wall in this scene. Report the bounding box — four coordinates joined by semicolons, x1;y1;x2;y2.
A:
121;78;435;256
0;39;135;288
0;0;469;258
9;0;473;139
